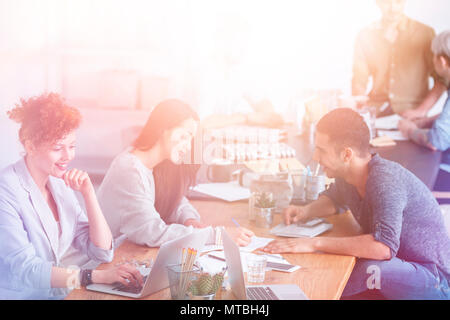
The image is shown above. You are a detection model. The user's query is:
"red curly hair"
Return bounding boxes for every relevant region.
[7,92,82,147]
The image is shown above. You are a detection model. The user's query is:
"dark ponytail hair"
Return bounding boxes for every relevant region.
[133,99,200,220]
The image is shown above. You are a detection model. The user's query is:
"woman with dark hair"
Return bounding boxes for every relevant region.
[0,93,143,299]
[97,99,253,247]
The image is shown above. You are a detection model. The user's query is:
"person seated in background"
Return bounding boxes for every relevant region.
[352,0,447,118]
[263,108,450,300]
[398,31,450,202]
[97,99,254,248]
[0,93,143,299]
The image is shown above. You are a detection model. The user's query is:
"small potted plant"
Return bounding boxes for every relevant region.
[253,192,276,228]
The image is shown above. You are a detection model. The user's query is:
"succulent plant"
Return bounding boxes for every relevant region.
[188,269,226,296]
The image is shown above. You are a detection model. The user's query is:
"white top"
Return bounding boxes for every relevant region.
[97,151,216,247]
[0,159,114,299]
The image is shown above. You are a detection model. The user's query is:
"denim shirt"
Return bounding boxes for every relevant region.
[428,89,450,172]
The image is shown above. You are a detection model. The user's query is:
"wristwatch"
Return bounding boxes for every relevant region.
[80,269,93,287]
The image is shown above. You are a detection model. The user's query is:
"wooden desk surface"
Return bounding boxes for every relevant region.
[66,200,362,301]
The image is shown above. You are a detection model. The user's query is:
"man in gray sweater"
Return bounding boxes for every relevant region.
[263,108,450,299]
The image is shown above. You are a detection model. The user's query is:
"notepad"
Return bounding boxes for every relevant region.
[270,220,333,238]
[191,182,251,202]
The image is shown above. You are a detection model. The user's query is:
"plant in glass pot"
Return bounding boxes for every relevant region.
[253,192,276,228]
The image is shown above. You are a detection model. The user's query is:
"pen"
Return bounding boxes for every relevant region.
[314,163,320,176]
[207,254,226,262]
[231,218,240,228]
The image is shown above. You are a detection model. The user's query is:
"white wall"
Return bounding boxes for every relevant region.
[1,0,449,170]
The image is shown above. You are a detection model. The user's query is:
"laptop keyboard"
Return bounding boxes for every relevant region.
[112,276,148,294]
[246,286,279,300]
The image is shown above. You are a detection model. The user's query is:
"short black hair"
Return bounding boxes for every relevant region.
[316,108,370,156]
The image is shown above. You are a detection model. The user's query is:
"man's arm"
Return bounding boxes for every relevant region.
[413,114,440,129]
[398,119,437,151]
[410,128,437,151]
[313,234,391,260]
[402,81,447,119]
[263,234,391,261]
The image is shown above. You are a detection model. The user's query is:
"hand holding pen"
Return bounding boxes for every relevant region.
[229,218,254,246]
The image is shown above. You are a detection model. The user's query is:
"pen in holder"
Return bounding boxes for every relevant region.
[305,175,326,201]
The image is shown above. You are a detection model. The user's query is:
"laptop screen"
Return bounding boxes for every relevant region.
[222,230,248,300]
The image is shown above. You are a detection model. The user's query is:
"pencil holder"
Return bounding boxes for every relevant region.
[305,175,326,201]
[166,264,200,300]
[291,171,307,202]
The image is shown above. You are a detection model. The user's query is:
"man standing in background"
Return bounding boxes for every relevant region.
[352,0,447,118]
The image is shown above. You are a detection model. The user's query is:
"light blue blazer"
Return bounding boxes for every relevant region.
[0,158,114,299]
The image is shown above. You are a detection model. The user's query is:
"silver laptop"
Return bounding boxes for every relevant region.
[86,228,210,299]
[222,230,308,300]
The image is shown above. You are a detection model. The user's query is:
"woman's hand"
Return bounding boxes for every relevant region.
[226,226,255,247]
[262,238,316,254]
[63,168,94,196]
[92,263,144,287]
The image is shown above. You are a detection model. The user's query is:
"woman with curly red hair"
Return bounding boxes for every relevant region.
[0,93,142,299]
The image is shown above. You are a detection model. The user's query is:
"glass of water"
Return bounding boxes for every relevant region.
[246,254,267,283]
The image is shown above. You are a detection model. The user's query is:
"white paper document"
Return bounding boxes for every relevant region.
[240,236,275,253]
[191,182,250,202]
[270,221,333,238]
[202,250,300,273]
[377,130,408,141]
[375,114,403,130]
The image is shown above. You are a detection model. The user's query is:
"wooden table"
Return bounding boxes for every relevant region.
[66,124,442,301]
[375,140,442,190]
[66,200,362,300]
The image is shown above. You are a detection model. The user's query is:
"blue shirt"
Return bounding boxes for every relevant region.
[321,154,450,279]
[428,89,450,172]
